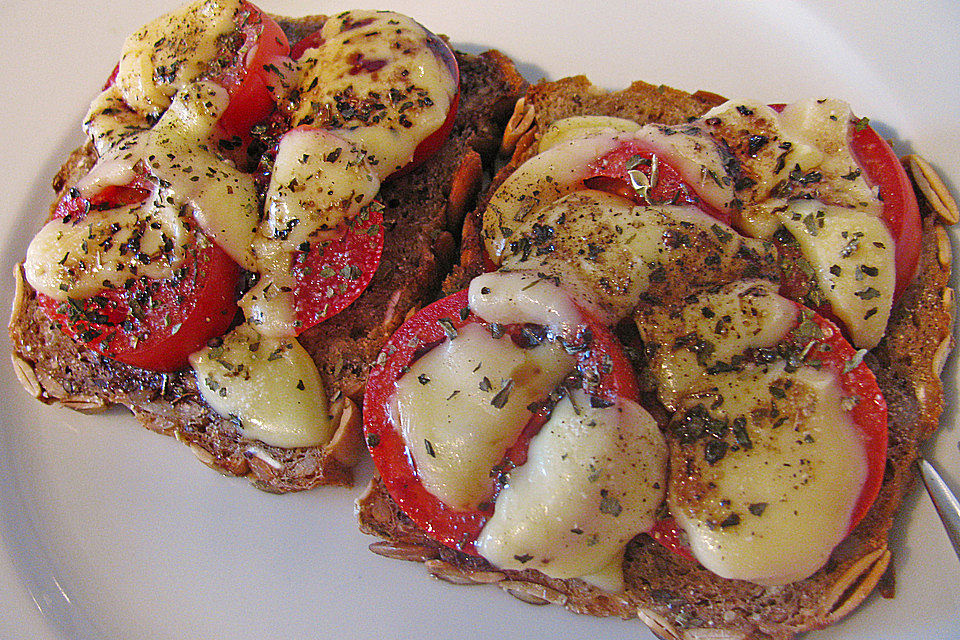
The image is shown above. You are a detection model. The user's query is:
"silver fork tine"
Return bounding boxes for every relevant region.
[918,458,960,561]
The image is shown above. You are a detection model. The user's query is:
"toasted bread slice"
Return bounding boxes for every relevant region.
[357,76,955,639]
[8,14,527,493]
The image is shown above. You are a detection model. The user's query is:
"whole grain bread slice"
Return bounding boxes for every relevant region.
[357,76,956,639]
[7,15,527,493]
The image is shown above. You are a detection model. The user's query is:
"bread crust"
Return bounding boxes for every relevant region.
[357,77,955,639]
[7,14,528,492]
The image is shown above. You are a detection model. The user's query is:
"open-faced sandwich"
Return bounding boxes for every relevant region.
[8,0,526,491]
[356,77,957,638]
[8,2,958,639]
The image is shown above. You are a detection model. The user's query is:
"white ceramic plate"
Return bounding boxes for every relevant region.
[1,1,958,638]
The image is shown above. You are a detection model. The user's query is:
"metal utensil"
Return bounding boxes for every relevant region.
[917,457,960,561]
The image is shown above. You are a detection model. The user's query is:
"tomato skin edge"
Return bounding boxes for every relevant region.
[847,120,921,300]
[362,290,489,554]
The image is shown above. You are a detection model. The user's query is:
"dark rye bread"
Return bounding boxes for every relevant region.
[8,14,527,492]
[357,77,956,638]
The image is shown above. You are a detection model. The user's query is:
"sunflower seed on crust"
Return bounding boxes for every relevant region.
[818,545,890,622]
[637,608,684,640]
[369,541,440,563]
[465,569,507,584]
[936,224,952,267]
[11,354,42,400]
[638,609,748,640]
[683,630,748,640]
[501,96,535,157]
[498,580,568,606]
[906,154,959,224]
[244,444,283,470]
[189,442,217,469]
[426,560,507,584]
[934,334,953,378]
[7,262,45,400]
[9,263,27,331]
[324,395,362,466]
[57,397,108,413]
[426,558,506,585]
[445,151,483,233]
[426,559,477,585]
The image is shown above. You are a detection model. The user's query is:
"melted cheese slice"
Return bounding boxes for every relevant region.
[75,80,262,272]
[637,280,870,585]
[483,134,622,261]
[292,10,458,177]
[537,116,641,152]
[691,98,894,348]
[648,279,800,410]
[779,98,878,208]
[117,0,242,116]
[25,83,246,300]
[669,362,868,586]
[262,128,380,244]
[482,128,734,264]
[494,190,760,324]
[189,322,332,448]
[240,127,380,336]
[775,199,894,349]
[391,323,575,510]
[143,81,260,270]
[476,389,667,590]
[23,193,189,300]
[468,270,584,338]
[701,98,881,235]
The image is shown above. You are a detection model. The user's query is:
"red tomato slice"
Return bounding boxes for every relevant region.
[848,119,921,300]
[37,235,239,373]
[651,305,888,559]
[363,288,640,555]
[216,1,291,138]
[39,184,241,372]
[584,140,733,225]
[292,204,385,333]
